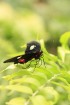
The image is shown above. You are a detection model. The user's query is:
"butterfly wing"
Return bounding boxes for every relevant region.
[3,53,35,64]
[3,55,24,64]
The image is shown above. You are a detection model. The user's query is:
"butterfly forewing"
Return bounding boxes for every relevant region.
[4,55,23,64]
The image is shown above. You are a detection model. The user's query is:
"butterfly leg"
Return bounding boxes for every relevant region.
[21,60,32,69]
[31,60,39,72]
[41,56,47,68]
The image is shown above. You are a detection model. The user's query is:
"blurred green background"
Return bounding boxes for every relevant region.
[0,0,70,56]
[0,0,70,105]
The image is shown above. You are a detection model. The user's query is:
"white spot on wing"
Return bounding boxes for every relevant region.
[17,56,21,59]
[30,45,36,50]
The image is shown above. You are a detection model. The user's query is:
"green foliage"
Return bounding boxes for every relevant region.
[58,32,70,66]
[0,33,70,105]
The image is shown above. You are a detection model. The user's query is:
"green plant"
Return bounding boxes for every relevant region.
[0,32,70,105]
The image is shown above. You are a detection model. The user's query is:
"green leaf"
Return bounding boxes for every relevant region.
[6,97,26,105]
[31,95,53,105]
[3,70,31,80]
[60,32,70,49]
[10,77,41,88]
[0,85,33,94]
[7,85,33,94]
[51,81,70,92]
[40,87,59,104]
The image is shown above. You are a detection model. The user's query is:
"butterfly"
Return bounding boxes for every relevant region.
[4,41,43,66]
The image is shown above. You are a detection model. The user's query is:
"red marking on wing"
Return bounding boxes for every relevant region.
[18,59,25,63]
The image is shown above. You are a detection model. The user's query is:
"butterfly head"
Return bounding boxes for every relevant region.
[25,41,41,54]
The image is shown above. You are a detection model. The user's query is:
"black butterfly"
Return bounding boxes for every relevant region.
[4,41,43,66]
